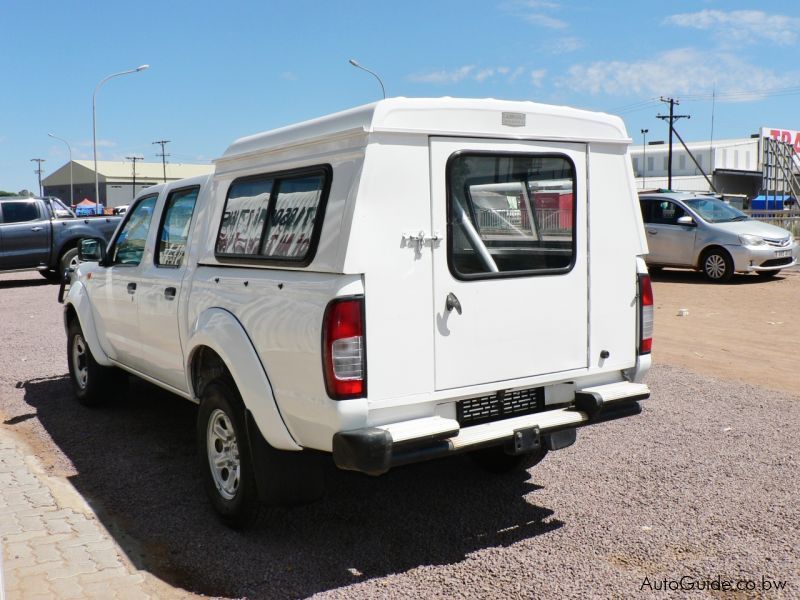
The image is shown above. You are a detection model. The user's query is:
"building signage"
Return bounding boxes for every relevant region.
[761,127,800,153]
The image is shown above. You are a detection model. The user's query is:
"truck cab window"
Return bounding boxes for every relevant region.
[110,196,157,266]
[157,187,199,267]
[1,201,40,223]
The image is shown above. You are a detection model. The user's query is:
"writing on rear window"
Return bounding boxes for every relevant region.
[215,166,330,263]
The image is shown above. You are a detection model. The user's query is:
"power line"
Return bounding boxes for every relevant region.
[30,158,45,197]
[153,139,171,183]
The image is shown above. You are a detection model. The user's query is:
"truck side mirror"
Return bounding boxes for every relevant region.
[78,238,106,262]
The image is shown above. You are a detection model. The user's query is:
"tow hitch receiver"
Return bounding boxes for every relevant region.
[506,426,541,455]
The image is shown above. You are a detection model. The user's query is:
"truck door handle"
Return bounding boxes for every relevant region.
[31,226,43,232]
[164,286,176,300]
[127,282,137,294]
[445,292,462,315]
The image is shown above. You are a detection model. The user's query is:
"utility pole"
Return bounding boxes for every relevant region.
[656,97,690,190]
[153,139,170,182]
[640,129,649,189]
[30,159,45,196]
[126,155,144,200]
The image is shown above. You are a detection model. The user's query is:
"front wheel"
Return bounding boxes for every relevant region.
[59,248,79,274]
[197,380,261,528]
[701,249,734,283]
[67,320,113,406]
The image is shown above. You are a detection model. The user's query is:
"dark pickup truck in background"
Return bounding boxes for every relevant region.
[0,196,121,281]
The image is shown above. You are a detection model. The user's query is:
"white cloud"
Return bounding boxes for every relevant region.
[557,47,796,101]
[408,65,475,84]
[503,0,568,29]
[515,0,560,8]
[474,68,496,83]
[664,10,800,45]
[530,69,547,87]
[408,65,541,86]
[523,13,567,29]
[280,71,298,81]
[545,36,583,54]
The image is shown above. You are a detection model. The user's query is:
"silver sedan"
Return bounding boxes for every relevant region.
[639,192,798,282]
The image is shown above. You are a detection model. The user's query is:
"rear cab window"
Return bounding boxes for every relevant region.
[1,201,41,224]
[447,153,576,278]
[215,165,331,266]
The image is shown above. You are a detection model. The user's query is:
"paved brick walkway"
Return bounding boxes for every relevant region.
[0,427,158,599]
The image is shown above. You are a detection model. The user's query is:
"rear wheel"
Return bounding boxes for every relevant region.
[67,320,115,406]
[198,379,261,528]
[701,248,734,283]
[469,445,548,474]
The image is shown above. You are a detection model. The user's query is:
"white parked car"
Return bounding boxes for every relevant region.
[63,98,653,527]
[639,192,799,282]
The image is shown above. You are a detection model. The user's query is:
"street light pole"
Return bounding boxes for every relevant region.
[93,64,150,207]
[348,59,386,99]
[48,133,74,206]
[640,128,649,189]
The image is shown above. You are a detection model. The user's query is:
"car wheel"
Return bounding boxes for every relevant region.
[59,248,80,274]
[198,379,261,528]
[757,270,780,278]
[469,445,548,474]
[701,249,734,283]
[67,319,113,406]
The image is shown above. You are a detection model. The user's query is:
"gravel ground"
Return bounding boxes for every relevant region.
[1,270,798,599]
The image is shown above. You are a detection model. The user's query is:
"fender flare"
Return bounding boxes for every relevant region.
[63,281,113,367]
[186,308,301,452]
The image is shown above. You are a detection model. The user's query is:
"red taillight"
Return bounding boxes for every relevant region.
[322,297,366,399]
[638,273,654,354]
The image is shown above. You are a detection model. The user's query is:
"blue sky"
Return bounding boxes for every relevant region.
[2,0,799,194]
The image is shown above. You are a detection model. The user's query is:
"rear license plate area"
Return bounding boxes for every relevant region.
[456,387,545,427]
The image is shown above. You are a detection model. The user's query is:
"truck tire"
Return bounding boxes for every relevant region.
[197,379,262,528]
[59,248,79,274]
[701,248,734,283]
[469,445,548,474]
[67,320,115,406]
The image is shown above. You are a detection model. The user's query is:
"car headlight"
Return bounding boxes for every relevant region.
[739,234,766,246]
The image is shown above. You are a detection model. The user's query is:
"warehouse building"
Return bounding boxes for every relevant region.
[630,127,800,206]
[42,160,214,209]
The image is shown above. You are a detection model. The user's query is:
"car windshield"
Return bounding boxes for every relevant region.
[683,197,749,223]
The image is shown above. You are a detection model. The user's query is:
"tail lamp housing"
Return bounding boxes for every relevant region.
[638,273,653,354]
[322,297,366,399]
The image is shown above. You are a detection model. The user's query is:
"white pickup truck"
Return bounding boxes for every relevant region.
[63,98,653,527]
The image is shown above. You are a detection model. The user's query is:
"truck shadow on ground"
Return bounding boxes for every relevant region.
[0,277,54,290]
[19,375,563,599]
[649,267,788,285]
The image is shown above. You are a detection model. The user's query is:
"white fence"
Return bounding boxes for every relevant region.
[746,210,800,237]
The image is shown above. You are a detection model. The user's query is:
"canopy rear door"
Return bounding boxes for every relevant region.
[430,137,588,391]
